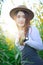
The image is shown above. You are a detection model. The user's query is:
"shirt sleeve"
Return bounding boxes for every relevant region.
[25,26,43,50]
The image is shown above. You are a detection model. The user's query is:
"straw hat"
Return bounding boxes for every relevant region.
[10,5,34,20]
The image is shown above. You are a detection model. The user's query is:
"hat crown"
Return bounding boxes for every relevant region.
[17,5,27,9]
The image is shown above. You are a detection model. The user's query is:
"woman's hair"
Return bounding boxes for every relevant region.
[15,10,30,36]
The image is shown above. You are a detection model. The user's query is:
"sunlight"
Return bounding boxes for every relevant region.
[1,0,41,40]
[1,0,18,39]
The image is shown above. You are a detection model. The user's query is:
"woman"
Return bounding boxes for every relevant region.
[10,5,43,65]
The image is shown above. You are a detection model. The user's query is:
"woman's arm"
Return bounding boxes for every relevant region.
[24,26,43,50]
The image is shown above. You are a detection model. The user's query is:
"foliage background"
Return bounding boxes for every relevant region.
[0,27,22,65]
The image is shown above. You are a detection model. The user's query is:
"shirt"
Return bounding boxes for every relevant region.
[15,25,43,51]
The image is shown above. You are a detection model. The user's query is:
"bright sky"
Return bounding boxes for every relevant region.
[0,0,42,39]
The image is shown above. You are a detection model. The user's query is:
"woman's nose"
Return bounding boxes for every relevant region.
[19,17,23,21]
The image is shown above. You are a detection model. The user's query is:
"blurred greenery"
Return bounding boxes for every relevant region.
[31,1,43,41]
[0,27,22,65]
[38,50,43,59]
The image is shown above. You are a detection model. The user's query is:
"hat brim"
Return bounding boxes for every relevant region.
[10,7,34,20]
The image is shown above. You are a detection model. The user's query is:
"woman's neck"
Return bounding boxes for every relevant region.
[18,26,25,31]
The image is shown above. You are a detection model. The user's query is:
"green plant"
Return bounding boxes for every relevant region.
[38,50,43,59]
[0,28,22,65]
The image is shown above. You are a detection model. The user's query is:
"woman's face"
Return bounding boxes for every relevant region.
[15,11,26,27]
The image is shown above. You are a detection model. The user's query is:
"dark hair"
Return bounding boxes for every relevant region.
[14,10,29,18]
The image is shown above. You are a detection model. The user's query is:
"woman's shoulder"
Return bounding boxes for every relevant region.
[29,25,38,31]
[30,25,37,29]
[29,25,39,35]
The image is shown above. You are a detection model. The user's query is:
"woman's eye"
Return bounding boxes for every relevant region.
[23,16,25,18]
[17,15,25,19]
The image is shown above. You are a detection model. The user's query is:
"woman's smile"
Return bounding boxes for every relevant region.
[19,21,25,24]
